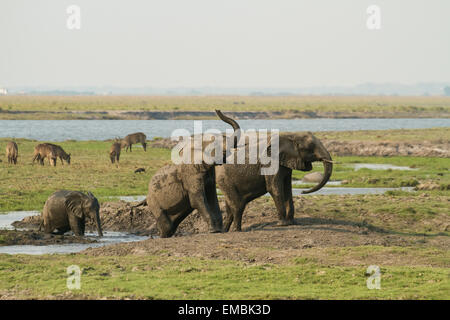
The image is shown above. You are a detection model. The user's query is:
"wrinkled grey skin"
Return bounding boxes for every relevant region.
[39,190,103,237]
[215,114,333,232]
[133,163,222,238]
[110,142,121,164]
[121,132,147,152]
[132,111,236,238]
[6,141,18,164]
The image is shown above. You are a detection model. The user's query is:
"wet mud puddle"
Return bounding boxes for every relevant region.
[0,211,147,255]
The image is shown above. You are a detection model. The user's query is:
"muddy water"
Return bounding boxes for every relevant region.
[0,211,147,255]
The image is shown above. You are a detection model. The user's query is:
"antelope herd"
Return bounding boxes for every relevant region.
[4,132,146,166]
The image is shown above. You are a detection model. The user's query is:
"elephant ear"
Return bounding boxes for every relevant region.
[65,192,84,219]
[271,136,302,170]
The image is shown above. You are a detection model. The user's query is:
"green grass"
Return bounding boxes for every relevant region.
[1,95,449,119]
[0,139,171,211]
[292,156,450,189]
[0,250,448,299]
[1,137,449,212]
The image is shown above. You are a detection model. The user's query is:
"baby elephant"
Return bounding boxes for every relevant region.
[39,190,103,237]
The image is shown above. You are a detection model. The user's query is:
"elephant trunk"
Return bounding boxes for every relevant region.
[95,212,103,237]
[302,147,333,195]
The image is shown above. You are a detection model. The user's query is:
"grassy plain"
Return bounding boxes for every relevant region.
[0,128,449,211]
[0,127,449,299]
[1,95,449,119]
[0,249,448,299]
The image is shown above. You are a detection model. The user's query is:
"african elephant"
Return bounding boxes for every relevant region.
[132,110,238,238]
[215,113,333,232]
[39,190,103,237]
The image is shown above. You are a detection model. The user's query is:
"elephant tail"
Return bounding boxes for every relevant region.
[129,199,147,231]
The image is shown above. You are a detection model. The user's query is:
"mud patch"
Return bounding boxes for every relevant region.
[0,230,97,246]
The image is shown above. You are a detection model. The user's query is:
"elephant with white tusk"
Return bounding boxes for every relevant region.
[39,190,103,237]
[215,113,333,232]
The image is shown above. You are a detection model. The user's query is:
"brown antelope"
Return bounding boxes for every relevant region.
[110,141,121,164]
[6,141,18,164]
[121,132,147,152]
[32,144,57,166]
[44,143,71,165]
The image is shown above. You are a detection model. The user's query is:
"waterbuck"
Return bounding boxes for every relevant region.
[110,142,121,164]
[32,144,57,166]
[6,141,18,164]
[121,132,147,152]
[44,143,71,165]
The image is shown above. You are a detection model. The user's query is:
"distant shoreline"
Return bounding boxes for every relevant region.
[1,109,449,120]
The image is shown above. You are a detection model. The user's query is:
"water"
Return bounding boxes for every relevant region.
[292,187,414,196]
[0,118,449,141]
[0,211,147,255]
[114,187,414,202]
[0,211,39,230]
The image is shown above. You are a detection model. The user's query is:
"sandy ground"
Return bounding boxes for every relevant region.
[12,197,448,265]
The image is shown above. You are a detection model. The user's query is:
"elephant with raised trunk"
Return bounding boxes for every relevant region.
[215,113,333,231]
[39,190,103,237]
[132,110,238,238]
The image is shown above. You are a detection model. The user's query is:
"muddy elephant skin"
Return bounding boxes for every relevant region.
[121,132,147,152]
[132,111,238,238]
[40,190,103,237]
[6,141,18,164]
[214,114,333,232]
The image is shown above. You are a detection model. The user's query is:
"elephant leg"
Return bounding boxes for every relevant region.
[283,174,295,224]
[268,181,290,226]
[230,202,246,232]
[68,215,84,236]
[223,202,234,232]
[190,196,222,233]
[157,211,175,238]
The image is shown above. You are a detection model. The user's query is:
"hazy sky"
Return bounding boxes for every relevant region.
[1,0,449,87]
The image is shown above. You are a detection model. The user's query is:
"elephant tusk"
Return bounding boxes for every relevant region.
[322,159,339,164]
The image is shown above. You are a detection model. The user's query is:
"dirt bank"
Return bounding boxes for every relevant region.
[0,230,97,246]
[149,137,450,158]
[3,109,449,120]
[10,194,449,256]
[79,195,449,264]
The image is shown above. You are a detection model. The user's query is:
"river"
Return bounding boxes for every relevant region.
[0,118,448,141]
